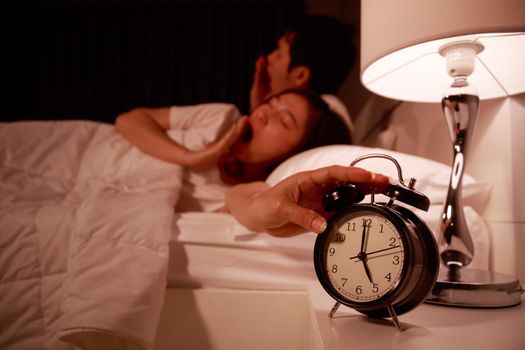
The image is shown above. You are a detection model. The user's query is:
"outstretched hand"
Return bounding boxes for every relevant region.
[249,56,270,111]
[225,165,390,237]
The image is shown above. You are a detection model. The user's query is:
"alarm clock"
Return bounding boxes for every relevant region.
[313,154,439,329]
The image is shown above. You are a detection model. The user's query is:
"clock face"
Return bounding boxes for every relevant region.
[322,209,406,303]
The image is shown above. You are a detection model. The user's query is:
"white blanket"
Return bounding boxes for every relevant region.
[0,121,182,350]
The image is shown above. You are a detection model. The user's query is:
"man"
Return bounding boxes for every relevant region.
[250,15,356,133]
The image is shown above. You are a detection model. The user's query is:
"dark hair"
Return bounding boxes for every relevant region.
[278,87,352,153]
[287,15,356,95]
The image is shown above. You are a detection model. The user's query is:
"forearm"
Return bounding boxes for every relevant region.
[115,108,192,166]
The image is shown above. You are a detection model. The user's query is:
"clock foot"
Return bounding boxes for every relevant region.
[328,301,341,318]
[387,304,404,330]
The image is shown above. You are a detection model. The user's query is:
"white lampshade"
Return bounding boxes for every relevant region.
[360,0,525,102]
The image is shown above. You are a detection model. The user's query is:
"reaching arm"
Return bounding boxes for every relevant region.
[115,107,247,170]
[224,165,390,237]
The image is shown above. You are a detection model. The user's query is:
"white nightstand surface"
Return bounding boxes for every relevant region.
[156,285,524,350]
[307,283,525,350]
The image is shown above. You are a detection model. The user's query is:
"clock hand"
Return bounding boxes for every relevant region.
[352,249,375,283]
[366,245,401,257]
[360,222,367,254]
[364,224,371,253]
[349,245,401,260]
[362,258,374,283]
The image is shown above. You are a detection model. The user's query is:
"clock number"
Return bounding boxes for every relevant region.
[346,222,356,232]
[385,272,392,282]
[389,237,397,247]
[372,283,379,293]
[356,285,363,295]
[341,278,348,287]
[362,218,372,228]
[393,256,400,265]
[335,233,346,243]
[328,247,336,256]
[331,264,338,273]
[379,224,384,233]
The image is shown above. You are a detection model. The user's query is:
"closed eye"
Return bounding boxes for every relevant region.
[268,95,297,130]
[279,111,295,130]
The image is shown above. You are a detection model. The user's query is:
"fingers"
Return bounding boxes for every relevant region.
[278,200,327,234]
[254,56,264,79]
[291,165,389,204]
[251,56,266,91]
[250,56,270,110]
[254,56,268,77]
[257,56,268,80]
[218,118,248,149]
[278,165,389,234]
[307,165,390,187]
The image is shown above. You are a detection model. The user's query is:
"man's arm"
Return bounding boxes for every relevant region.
[224,165,390,237]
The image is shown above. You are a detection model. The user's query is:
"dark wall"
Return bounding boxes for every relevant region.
[2,0,305,123]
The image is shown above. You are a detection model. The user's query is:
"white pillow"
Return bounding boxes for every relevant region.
[267,145,491,208]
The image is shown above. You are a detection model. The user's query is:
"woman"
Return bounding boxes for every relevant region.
[116,88,352,212]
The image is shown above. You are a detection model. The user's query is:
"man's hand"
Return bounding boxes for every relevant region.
[225,165,390,237]
[249,56,271,111]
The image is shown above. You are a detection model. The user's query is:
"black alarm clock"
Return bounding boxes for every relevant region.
[313,154,439,329]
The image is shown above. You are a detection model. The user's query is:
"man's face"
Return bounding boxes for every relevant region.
[266,33,298,95]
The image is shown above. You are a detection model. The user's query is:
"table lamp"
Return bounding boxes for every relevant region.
[360,0,525,307]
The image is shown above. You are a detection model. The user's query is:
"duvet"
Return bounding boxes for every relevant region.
[0,121,183,350]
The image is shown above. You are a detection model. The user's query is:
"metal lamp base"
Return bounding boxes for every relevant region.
[426,267,523,308]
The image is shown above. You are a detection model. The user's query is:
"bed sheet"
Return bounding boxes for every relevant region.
[166,205,489,291]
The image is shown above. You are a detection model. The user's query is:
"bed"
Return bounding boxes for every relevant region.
[0,120,491,350]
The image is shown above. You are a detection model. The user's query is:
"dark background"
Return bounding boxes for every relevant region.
[1,0,306,123]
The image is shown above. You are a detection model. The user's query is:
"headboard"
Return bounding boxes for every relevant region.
[2,0,305,123]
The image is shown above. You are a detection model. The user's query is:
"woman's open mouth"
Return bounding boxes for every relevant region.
[242,121,253,142]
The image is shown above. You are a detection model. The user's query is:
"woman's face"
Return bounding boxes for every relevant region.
[232,92,313,164]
